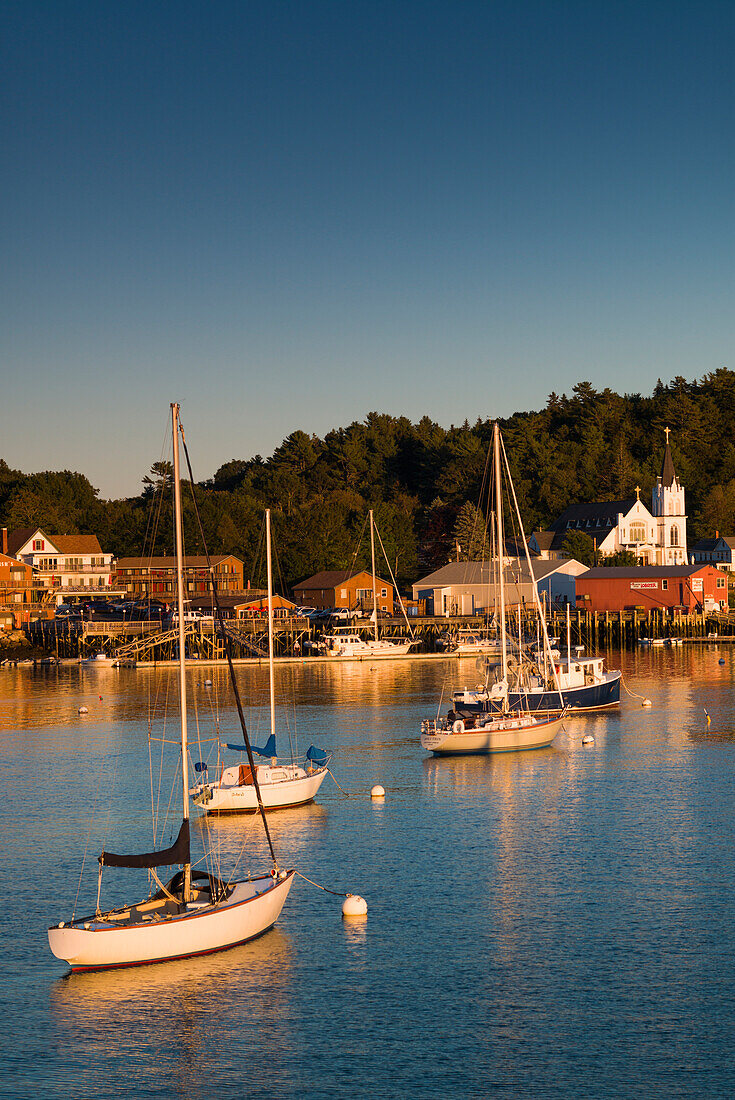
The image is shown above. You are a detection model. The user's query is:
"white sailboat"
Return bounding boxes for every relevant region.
[48,404,294,972]
[190,509,331,813]
[317,509,416,659]
[420,422,567,755]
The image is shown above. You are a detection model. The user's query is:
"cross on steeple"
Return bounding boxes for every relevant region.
[664,426,670,444]
[635,485,641,501]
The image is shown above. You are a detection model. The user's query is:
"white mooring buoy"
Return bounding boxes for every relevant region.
[581,734,595,746]
[204,679,212,687]
[342,894,368,918]
[371,784,385,799]
[641,698,652,708]
[78,706,88,715]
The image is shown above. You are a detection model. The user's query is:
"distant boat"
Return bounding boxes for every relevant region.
[314,509,416,660]
[190,509,331,814]
[48,404,294,972]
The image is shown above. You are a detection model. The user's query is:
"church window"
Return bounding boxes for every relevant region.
[671,526,679,547]
[630,523,647,543]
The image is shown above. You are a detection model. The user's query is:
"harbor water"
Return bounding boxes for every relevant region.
[3,646,735,1098]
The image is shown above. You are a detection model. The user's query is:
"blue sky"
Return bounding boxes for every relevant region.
[2,1,734,498]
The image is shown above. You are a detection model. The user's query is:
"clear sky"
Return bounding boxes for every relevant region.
[2,1,734,498]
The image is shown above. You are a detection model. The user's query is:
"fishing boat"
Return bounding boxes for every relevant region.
[190,509,331,813]
[420,422,567,755]
[48,404,294,972]
[449,629,502,657]
[452,605,620,717]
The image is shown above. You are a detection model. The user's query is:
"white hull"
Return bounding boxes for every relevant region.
[319,634,414,658]
[192,764,329,813]
[48,871,294,972]
[420,712,565,755]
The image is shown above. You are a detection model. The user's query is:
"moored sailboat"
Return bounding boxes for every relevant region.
[190,509,331,813]
[420,421,567,755]
[48,404,294,972]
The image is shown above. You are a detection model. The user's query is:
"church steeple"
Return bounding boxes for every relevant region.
[660,425,676,487]
[651,427,686,564]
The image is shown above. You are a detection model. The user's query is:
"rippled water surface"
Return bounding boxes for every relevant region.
[3,647,735,1098]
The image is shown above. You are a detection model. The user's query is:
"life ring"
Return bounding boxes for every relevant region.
[452,719,465,734]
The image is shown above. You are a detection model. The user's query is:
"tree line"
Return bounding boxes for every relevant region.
[2,370,734,590]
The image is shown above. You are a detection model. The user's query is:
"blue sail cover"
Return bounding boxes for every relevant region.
[224,733,276,756]
[306,745,330,767]
[254,734,277,758]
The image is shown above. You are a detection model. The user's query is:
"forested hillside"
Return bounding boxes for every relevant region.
[3,371,735,589]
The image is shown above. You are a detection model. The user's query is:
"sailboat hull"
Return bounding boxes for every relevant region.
[48,871,294,972]
[193,765,329,813]
[420,712,566,755]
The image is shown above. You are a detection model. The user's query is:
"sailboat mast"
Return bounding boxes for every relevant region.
[266,509,276,747]
[171,402,191,902]
[370,508,378,642]
[493,423,508,681]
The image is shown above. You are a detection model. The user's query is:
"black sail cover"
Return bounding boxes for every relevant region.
[99,819,190,869]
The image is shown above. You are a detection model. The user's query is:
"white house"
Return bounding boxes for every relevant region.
[530,429,688,566]
[6,527,117,603]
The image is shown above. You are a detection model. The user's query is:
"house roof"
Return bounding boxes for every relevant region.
[116,555,237,569]
[545,499,637,551]
[692,537,735,552]
[294,569,389,590]
[531,530,555,551]
[413,558,582,588]
[6,528,47,556]
[52,535,104,555]
[7,529,104,557]
[581,565,707,580]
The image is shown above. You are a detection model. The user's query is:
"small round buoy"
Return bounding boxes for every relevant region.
[641,698,652,708]
[719,658,725,665]
[342,894,368,918]
[204,679,212,687]
[371,784,385,798]
[582,734,594,745]
[78,706,88,714]
[99,695,103,700]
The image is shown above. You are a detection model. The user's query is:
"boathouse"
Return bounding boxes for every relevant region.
[292,570,394,613]
[575,565,726,613]
[411,558,587,616]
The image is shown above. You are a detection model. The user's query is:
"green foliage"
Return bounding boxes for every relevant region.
[5,371,735,589]
[559,530,595,566]
[602,550,639,567]
[452,502,488,561]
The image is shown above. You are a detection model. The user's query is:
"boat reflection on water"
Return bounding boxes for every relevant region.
[50,930,295,1092]
[194,798,329,858]
[51,927,293,1015]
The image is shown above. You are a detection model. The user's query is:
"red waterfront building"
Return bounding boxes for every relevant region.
[576,565,726,613]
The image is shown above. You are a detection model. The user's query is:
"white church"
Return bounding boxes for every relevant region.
[531,429,688,566]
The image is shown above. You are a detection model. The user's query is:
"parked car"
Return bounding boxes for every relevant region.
[328,607,354,622]
[295,606,317,618]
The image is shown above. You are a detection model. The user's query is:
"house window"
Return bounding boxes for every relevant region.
[341,589,347,599]
[381,588,387,598]
[662,580,668,591]
[33,540,43,551]
[717,577,726,589]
